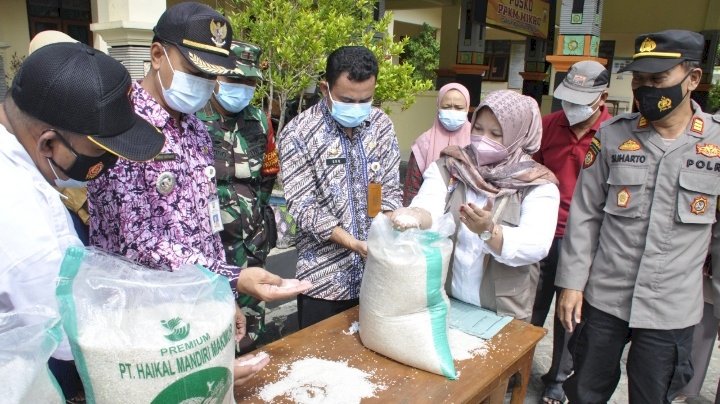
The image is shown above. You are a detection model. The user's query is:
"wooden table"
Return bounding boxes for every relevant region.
[235,307,546,403]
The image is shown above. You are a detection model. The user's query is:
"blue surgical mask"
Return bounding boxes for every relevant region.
[327,90,372,128]
[214,81,255,113]
[47,158,87,188]
[438,109,468,131]
[158,47,215,114]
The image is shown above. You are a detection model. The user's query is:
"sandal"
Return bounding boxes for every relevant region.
[541,383,566,404]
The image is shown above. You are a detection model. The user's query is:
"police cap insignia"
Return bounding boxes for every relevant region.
[619,139,641,151]
[639,37,657,53]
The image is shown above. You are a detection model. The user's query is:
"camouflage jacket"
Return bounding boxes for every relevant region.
[197,105,277,268]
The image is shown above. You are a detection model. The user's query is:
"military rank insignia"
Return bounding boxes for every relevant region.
[691,117,704,134]
[696,143,720,158]
[618,139,641,151]
[617,187,630,208]
[583,136,601,169]
[691,195,708,215]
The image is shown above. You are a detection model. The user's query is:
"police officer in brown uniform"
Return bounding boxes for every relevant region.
[555,30,720,403]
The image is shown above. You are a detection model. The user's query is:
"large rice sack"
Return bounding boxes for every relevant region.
[0,308,65,403]
[359,214,456,379]
[57,247,236,404]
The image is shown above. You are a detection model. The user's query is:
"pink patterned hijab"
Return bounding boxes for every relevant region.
[411,83,472,173]
[441,90,557,198]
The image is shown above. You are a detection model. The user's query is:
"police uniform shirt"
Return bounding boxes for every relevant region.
[555,101,720,329]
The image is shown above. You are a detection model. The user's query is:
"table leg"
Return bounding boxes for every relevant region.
[509,347,537,404]
[480,378,509,404]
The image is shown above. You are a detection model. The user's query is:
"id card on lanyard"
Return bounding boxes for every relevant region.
[205,166,224,233]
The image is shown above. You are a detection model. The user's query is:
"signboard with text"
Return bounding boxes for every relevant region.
[487,0,550,39]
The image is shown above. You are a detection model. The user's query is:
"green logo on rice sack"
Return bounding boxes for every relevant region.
[151,366,231,403]
[162,317,191,342]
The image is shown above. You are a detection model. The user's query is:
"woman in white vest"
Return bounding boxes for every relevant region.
[391,90,560,321]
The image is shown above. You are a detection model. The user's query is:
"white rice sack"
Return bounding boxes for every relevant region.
[359,214,457,378]
[57,247,236,404]
[0,308,65,404]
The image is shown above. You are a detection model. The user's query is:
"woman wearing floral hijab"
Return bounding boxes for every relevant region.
[392,90,560,321]
[403,83,472,206]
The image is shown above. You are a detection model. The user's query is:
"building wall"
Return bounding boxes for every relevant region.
[0,0,31,91]
[386,91,439,160]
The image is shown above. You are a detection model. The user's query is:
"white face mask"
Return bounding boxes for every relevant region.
[438,109,467,131]
[47,158,87,188]
[158,47,215,114]
[215,81,255,113]
[561,98,600,126]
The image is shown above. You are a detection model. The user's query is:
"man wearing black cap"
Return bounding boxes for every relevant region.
[87,2,309,329]
[555,29,720,403]
[0,40,163,367]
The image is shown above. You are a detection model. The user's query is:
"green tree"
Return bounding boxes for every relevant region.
[402,23,440,83]
[226,0,432,132]
[709,81,720,112]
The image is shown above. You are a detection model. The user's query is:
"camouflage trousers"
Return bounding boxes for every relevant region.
[236,293,266,355]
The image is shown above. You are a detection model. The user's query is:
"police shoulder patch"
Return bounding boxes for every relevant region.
[691,117,704,135]
[583,136,602,169]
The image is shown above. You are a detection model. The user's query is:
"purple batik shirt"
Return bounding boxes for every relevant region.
[88,82,241,295]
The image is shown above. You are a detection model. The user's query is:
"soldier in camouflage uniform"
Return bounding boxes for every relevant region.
[197,41,277,354]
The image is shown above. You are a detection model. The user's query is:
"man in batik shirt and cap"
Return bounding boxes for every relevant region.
[198,41,278,353]
[87,3,310,386]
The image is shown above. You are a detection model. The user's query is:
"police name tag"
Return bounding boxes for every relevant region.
[208,196,223,233]
[326,157,346,165]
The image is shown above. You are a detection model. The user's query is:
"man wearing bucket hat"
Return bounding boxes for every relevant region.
[531,60,612,404]
[197,40,278,354]
[555,29,720,403]
[87,3,310,314]
[0,40,164,361]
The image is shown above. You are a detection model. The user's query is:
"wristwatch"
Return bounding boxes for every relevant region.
[479,224,495,241]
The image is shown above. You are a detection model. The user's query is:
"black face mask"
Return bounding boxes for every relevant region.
[49,130,119,181]
[633,70,693,122]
